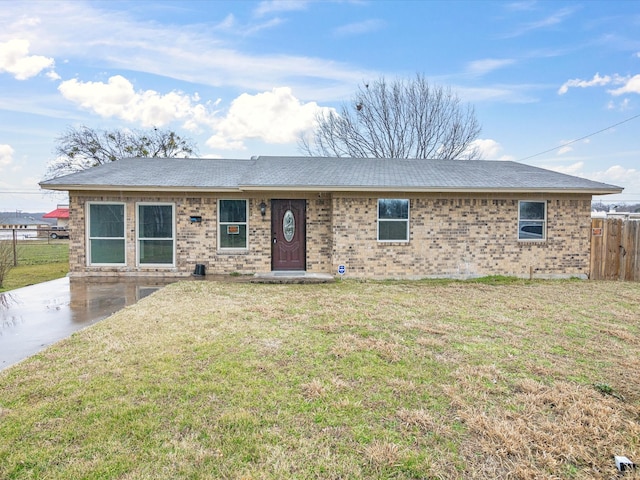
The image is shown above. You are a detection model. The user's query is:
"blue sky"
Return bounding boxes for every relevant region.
[1,0,639,211]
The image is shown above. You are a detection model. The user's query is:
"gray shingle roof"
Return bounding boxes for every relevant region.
[41,158,253,190]
[40,156,623,194]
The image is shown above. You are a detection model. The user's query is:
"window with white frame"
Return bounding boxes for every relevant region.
[137,203,175,265]
[87,203,126,265]
[218,199,248,249]
[518,200,546,241]
[377,199,409,242]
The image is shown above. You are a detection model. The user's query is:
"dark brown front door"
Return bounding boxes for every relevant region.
[271,199,306,271]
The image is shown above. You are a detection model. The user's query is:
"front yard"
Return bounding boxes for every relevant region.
[0,279,638,479]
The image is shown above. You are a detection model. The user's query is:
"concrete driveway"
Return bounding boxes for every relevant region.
[0,276,180,371]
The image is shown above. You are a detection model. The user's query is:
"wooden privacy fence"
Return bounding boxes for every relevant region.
[590,218,640,281]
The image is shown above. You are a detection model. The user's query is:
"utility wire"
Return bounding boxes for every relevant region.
[0,191,53,195]
[518,112,640,162]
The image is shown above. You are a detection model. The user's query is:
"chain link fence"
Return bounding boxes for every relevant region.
[0,228,69,267]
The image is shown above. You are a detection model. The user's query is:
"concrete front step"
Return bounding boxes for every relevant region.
[252,271,335,284]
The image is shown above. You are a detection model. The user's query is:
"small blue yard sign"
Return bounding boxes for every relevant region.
[338,265,346,275]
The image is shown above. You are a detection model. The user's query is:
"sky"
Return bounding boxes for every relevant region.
[1,0,639,212]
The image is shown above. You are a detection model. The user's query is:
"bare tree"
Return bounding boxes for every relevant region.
[300,74,482,159]
[45,126,198,178]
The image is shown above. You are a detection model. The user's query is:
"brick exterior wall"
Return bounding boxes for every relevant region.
[68,190,592,279]
[330,193,592,279]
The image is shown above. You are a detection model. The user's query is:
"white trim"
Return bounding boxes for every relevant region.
[217,199,249,251]
[377,198,410,242]
[86,201,126,266]
[39,185,624,195]
[135,202,176,267]
[518,200,547,242]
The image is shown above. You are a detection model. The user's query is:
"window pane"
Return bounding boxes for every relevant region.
[378,199,409,220]
[139,205,173,238]
[519,201,545,220]
[90,239,125,264]
[220,200,246,223]
[220,224,247,248]
[519,221,544,240]
[379,221,408,241]
[139,239,173,264]
[90,204,124,237]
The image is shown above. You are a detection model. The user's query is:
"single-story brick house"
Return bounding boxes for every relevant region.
[39,156,622,279]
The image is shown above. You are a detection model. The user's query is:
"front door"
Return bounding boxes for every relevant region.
[271,199,306,271]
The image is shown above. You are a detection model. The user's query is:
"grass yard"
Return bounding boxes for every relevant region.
[14,240,69,266]
[0,240,69,291]
[0,279,639,479]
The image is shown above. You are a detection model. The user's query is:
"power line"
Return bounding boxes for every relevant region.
[518,112,640,162]
[0,191,63,195]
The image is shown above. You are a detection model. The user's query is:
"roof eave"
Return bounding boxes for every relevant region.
[39,184,241,193]
[40,184,623,195]
[238,185,623,195]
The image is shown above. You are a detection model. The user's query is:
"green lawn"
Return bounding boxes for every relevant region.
[0,240,69,292]
[0,280,639,479]
[14,240,69,265]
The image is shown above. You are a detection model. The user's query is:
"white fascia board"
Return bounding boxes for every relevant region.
[39,185,242,193]
[40,184,623,196]
[238,185,624,195]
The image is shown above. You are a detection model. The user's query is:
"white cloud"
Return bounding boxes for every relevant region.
[466,58,515,76]
[607,98,632,111]
[46,69,61,81]
[206,87,333,150]
[0,2,370,102]
[57,74,338,153]
[591,165,640,199]
[504,6,577,38]
[0,144,14,169]
[594,165,639,185]
[557,145,573,155]
[556,138,591,156]
[546,163,639,196]
[549,161,584,175]
[58,75,216,128]
[528,7,575,29]
[457,85,538,104]
[557,73,612,95]
[557,72,640,97]
[608,74,640,96]
[333,19,386,37]
[0,39,55,80]
[466,139,514,160]
[504,1,537,11]
[253,0,310,17]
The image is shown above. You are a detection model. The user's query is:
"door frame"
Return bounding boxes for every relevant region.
[271,199,307,271]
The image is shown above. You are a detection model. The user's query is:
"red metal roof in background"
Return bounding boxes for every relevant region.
[43,208,69,219]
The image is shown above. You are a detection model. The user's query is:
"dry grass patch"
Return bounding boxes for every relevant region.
[330,333,404,362]
[397,407,453,437]
[301,378,327,401]
[459,378,640,478]
[363,440,402,471]
[0,279,639,479]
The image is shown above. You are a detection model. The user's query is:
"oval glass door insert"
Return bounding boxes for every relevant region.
[283,210,295,242]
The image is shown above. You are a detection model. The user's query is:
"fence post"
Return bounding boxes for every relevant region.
[590,218,603,280]
[12,228,17,266]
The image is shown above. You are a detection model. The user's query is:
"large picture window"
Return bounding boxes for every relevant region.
[518,201,546,241]
[378,199,409,242]
[137,203,175,265]
[218,199,248,249]
[87,203,125,265]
